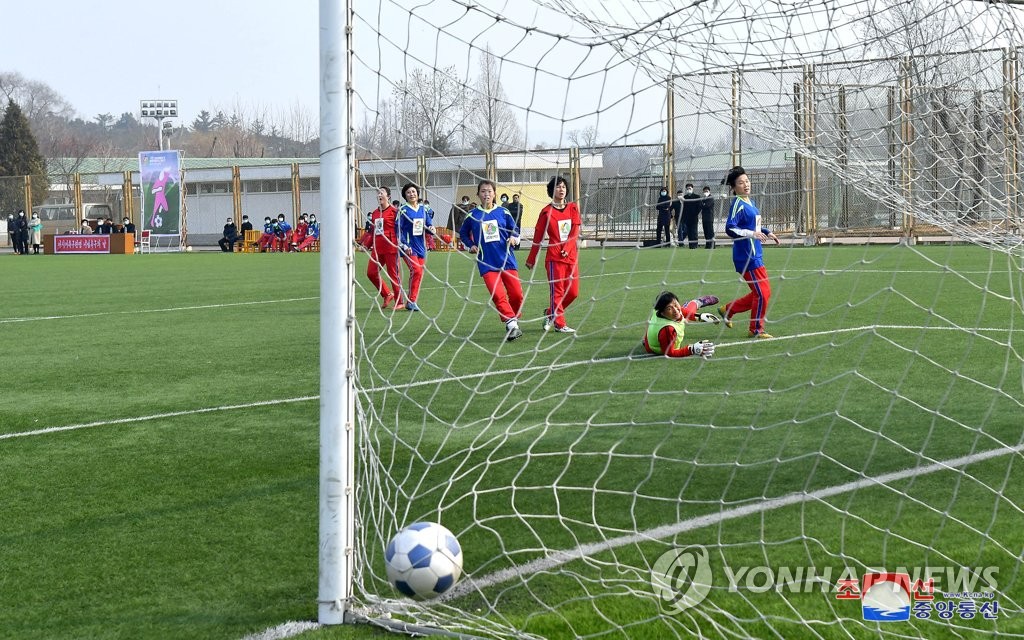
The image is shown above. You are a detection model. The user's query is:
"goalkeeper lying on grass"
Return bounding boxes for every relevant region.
[642,291,721,358]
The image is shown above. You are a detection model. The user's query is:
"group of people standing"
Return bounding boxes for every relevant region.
[6,211,139,255]
[360,165,778,351]
[655,184,717,249]
[361,177,581,341]
[6,210,40,255]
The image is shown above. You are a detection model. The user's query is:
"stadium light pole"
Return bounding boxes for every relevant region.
[139,100,178,151]
[318,0,355,626]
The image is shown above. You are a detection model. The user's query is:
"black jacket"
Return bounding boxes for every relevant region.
[700,196,716,218]
[682,192,701,217]
[656,194,672,221]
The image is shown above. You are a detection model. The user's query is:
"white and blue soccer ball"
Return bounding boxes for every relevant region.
[384,522,463,599]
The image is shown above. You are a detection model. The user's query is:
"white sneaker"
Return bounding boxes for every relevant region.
[505,319,523,341]
[543,317,553,332]
[554,325,576,334]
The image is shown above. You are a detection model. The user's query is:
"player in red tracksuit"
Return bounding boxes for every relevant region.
[361,187,405,310]
[525,176,582,333]
[291,214,309,251]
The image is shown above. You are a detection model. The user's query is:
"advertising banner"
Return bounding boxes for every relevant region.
[139,150,182,236]
[54,235,111,254]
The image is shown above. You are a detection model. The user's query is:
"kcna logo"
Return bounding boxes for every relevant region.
[836,571,1000,622]
[837,572,928,621]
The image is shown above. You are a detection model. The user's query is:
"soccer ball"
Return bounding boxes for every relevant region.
[384,522,463,599]
[185,246,193,252]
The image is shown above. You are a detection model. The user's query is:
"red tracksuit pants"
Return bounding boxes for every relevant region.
[545,261,579,329]
[367,252,403,303]
[481,270,524,323]
[723,265,771,334]
[402,255,425,303]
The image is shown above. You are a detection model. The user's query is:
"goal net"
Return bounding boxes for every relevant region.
[340,0,1024,637]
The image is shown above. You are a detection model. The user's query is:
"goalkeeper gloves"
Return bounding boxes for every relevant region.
[690,340,715,359]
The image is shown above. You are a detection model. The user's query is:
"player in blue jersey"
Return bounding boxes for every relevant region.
[719,166,779,338]
[399,183,439,312]
[459,180,524,341]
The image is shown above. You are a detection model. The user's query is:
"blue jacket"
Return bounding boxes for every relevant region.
[725,196,770,273]
[459,205,520,275]
[399,203,434,258]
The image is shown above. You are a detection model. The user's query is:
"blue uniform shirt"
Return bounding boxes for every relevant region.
[459,205,520,275]
[725,196,770,274]
[399,203,434,258]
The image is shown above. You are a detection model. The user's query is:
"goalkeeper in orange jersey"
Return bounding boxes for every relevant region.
[642,291,721,358]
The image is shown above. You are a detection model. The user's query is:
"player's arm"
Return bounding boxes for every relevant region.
[359,216,373,250]
[458,217,476,253]
[525,207,549,269]
[758,225,780,244]
[505,210,521,248]
[566,203,582,249]
[658,326,715,359]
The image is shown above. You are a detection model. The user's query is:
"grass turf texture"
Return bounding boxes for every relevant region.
[1,244,1021,639]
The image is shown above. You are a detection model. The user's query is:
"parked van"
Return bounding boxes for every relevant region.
[32,203,115,235]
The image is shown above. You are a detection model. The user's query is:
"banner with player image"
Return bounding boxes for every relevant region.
[138,150,182,236]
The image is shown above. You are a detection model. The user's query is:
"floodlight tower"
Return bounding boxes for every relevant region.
[140,99,178,150]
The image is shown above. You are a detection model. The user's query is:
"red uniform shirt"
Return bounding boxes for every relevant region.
[526,202,581,267]
[362,206,399,256]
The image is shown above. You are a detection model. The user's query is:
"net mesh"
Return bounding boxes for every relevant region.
[346,1,1024,637]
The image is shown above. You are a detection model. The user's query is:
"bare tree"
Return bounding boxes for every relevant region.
[0,72,75,122]
[355,98,411,159]
[568,125,600,151]
[467,48,523,153]
[855,0,996,219]
[394,66,463,156]
[278,100,317,144]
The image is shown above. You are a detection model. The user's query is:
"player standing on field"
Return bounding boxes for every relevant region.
[719,166,779,338]
[459,180,525,342]
[525,176,581,334]
[398,183,438,312]
[361,187,405,310]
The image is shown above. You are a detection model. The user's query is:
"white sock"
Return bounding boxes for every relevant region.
[506,319,519,331]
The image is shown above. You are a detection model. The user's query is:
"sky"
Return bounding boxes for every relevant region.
[3,1,1022,150]
[0,1,320,128]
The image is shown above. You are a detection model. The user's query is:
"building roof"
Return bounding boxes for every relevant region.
[47,157,318,176]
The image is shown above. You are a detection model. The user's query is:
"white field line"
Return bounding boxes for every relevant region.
[0,396,319,441]
[0,296,318,324]
[3,324,1015,441]
[238,621,321,640]
[443,440,1024,600]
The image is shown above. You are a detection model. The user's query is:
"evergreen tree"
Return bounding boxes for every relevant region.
[0,99,49,213]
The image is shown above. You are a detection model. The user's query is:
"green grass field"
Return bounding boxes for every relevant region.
[2,243,1021,640]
